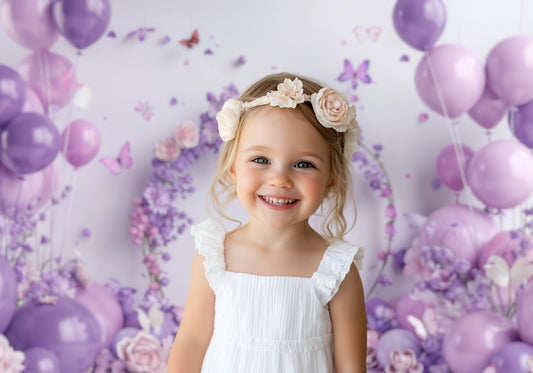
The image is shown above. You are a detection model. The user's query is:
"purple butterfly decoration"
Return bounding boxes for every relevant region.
[100,142,132,175]
[337,59,372,89]
[127,27,155,42]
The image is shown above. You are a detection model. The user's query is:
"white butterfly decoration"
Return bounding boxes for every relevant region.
[137,304,164,334]
[407,306,439,340]
[484,254,533,288]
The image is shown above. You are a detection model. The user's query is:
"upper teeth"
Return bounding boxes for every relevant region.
[263,196,295,205]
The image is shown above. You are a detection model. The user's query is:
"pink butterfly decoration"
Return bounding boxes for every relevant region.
[127,27,155,42]
[100,142,132,175]
[407,306,439,339]
[337,59,372,90]
[134,101,155,120]
[353,26,382,43]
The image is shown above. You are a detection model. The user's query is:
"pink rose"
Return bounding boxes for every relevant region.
[116,331,167,373]
[0,335,25,373]
[311,88,356,132]
[385,349,423,373]
[155,137,180,161]
[366,330,380,368]
[174,120,199,149]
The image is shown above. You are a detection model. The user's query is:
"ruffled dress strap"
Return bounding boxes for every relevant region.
[312,240,364,305]
[190,218,227,293]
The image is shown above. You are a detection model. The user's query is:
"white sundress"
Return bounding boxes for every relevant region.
[191,219,364,373]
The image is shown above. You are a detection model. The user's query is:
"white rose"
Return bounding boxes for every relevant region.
[0,335,25,373]
[216,99,243,141]
[266,78,306,108]
[116,331,167,373]
[311,88,355,132]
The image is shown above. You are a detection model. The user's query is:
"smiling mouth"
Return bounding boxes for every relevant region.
[260,196,298,206]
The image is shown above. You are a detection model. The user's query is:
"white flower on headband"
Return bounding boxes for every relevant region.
[344,125,361,159]
[266,78,307,108]
[311,88,356,132]
[216,99,243,142]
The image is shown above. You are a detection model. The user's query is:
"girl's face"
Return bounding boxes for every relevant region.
[230,107,332,230]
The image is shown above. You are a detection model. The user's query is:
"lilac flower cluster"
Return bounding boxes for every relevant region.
[129,84,239,295]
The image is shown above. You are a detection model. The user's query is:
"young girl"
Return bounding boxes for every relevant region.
[167,73,366,373]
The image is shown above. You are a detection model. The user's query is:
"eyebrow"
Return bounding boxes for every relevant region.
[242,145,326,162]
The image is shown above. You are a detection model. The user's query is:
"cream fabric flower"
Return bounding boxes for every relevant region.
[216,99,243,141]
[343,123,361,159]
[266,78,307,108]
[311,88,355,132]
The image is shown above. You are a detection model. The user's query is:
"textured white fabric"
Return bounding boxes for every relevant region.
[191,219,364,373]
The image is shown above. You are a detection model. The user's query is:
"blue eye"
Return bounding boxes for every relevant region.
[252,157,269,165]
[295,161,314,169]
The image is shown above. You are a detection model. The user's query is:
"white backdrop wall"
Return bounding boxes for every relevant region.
[1,0,531,306]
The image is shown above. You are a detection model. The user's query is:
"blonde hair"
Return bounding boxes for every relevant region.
[209,72,357,241]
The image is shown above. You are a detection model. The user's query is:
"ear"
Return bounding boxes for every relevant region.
[229,165,236,184]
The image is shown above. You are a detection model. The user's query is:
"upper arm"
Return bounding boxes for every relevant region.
[329,263,367,373]
[167,251,215,372]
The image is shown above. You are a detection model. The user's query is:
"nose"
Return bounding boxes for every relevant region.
[267,168,293,188]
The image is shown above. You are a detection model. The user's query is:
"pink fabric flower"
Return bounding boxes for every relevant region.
[155,137,180,161]
[116,330,167,373]
[174,120,199,149]
[385,349,423,373]
[0,335,25,373]
[366,330,380,368]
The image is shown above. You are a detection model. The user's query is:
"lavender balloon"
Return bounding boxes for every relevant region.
[509,100,533,148]
[468,84,508,129]
[486,35,533,106]
[487,342,533,373]
[0,0,59,50]
[5,297,102,373]
[0,256,17,333]
[61,119,102,168]
[110,327,140,358]
[0,65,26,126]
[415,44,485,118]
[0,112,60,175]
[435,144,474,191]
[51,0,111,49]
[392,0,446,51]
[517,281,533,344]
[23,347,61,373]
[466,140,533,209]
[442,310,518,373]
[376,328,421,368]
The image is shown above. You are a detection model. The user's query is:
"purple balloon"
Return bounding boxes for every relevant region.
[392,0,446,51]
[394,294,426,335]
[61,119,101,168]
[75,283,124,349]
[468,84,508,129]
[0,163,58,217]
[0,65,26,126]
[415,44,485,118]
[435,144,474,191]
[0,256,17,333]
[0,0,59,50]
[487,342,533,373]
[23,347,61,373]
[466,140,533,209]
[443,310,518,373]
[376,328,421,368]
[51,0,111,50]
[18,51,77,110]
[5,297,102,373]
[486,35,533,107]
[517,281,533,344]
[418,204,498,267]
[510,100,533,148]
[0,112,60,175]
[110,327,140,358]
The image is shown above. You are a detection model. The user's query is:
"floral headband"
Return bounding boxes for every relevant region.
[215,78,361,159]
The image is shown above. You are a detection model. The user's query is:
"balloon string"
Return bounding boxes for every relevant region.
[37,52,52,115]
[425,52,482,250]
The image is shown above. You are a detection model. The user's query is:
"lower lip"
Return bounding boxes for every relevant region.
[259,196,299,210]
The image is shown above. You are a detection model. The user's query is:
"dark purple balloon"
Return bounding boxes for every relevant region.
[5,297,102,373]
[487,342,533,373]
[23,347,61,373]
[393,0,447,51]
[510,100,533,148]
[110,327,140,358]
[0,112,60,175]
[0,256,18,333]
[51,0,111,49]
[0,64,26,126]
